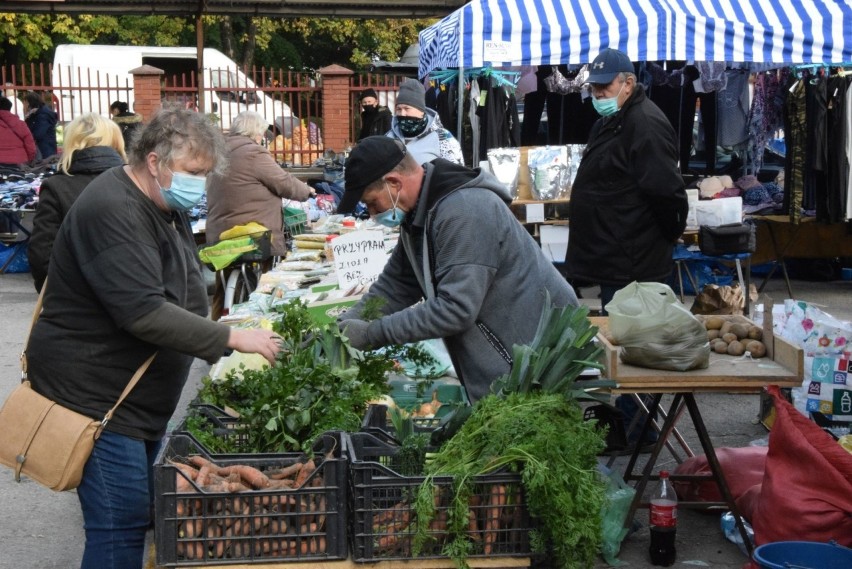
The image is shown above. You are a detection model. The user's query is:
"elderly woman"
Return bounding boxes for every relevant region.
[26,109,284,569]
[387,78,464,165]
[29,113,127,291]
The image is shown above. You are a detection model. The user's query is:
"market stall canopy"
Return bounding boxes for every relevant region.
[418,0,852,77]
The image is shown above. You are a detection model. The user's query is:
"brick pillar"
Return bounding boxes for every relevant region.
[130,64,164,123]
[317,64,354,153]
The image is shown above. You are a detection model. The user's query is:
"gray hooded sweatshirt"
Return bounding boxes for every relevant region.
[342,159,579,402]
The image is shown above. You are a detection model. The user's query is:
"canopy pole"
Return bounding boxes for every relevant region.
[456,7,465,151]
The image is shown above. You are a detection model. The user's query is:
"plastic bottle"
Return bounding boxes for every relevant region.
[324,234,337,262]
[649,470,677,566]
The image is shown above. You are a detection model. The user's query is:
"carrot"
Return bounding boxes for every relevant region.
[373,501,408,527]
[294,458,315,487]
[467,509,480,540]
[267,462,303,480]
[266,478,295,489]
[483,484,505,555]
[217,464,270,489]
[188,455,218,470]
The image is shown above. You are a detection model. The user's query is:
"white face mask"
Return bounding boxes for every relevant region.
[592,80,626,117]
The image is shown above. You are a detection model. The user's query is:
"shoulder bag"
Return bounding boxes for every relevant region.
[0,281,156,491]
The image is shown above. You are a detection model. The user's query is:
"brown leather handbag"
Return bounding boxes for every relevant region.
[0,282,155,491]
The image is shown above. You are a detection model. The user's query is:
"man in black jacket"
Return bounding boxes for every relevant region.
[567,49,688,453]
[567,48,687,310]
[357,88,393,141]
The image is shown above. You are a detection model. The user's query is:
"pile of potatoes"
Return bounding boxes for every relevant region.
[703,316,767,358]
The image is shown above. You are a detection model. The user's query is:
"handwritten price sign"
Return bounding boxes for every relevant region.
[333,229,388,289]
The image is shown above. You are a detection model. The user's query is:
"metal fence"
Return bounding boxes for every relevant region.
[2,62,412,164]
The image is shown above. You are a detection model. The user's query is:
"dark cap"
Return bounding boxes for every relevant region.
[359,88,378,101]
[585,48,635,84]
[338,136,407,214]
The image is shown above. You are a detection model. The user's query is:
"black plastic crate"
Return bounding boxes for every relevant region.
[811,411,852,440]
[154,432,347,566]
[174,404,251,453]
[346,432,531,563]
[361,403,464,442]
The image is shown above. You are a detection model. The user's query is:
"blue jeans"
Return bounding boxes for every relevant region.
[76,430,162,569]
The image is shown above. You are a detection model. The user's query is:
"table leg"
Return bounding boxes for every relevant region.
[622,394,684,529]
[683,394,753,556]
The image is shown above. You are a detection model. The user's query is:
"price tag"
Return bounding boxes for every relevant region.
[526,202,545,223]
[333,229,388,290]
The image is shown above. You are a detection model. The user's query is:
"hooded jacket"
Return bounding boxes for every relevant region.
[387,108,465,166]
[343,160,579,402]
[0,109,37,164]
[25,104,58,159]
[566,84,687,286]
[29,146,126,291]
[206,134,311,256]
[112,111,143,150]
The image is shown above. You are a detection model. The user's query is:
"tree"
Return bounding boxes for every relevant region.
[1,12,431,71]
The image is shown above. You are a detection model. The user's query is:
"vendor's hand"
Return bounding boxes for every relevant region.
[338,318,372,351]
[227,328,283,364]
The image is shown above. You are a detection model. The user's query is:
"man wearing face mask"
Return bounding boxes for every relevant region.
[387,78,464,165]
[566,48,687,454]
[567,48,687,309]
[335,136,579,402]
[357,88,393,141]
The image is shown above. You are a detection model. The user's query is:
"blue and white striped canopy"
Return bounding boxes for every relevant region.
[419,0,852,77]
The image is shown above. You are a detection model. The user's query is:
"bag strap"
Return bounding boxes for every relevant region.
[20,278,157,436]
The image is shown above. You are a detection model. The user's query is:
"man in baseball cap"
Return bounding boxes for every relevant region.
[335,135,579,404]
[568,46,687,453]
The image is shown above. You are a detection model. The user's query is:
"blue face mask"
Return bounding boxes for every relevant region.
[372,183,405,228]
[158,168,207,211]
[592,81,626,117]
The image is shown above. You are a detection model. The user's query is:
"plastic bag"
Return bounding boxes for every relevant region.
[607,282,710,371]
[599,465,635,565]
[779,301,852,422]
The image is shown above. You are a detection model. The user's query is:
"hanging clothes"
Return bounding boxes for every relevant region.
[783,76,807,224]
[747,69,790,174]
[716,70,750,148]
[476,76,520,159]
[826,75,851,223]
[845,75,852,221]
[804,74,828,218]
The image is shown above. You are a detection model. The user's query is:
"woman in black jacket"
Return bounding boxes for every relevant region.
[110,100,143,150]
[23,91,58,160]
[29,112,126,291]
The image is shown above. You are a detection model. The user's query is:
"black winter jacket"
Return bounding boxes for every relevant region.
[358,105,393,140]
[29,146,125,291]
[25,105,58,159]
[566,84,687,286]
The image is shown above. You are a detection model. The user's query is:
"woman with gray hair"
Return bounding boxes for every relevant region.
[206,110,314,319]
[25,109,286,569]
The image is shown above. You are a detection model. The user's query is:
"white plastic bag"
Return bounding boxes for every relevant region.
[606,282,710,371]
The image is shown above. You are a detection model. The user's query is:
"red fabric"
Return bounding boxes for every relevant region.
[672,446,768,504]
[734,483,762,522]
[750,386,852,547]
[0,110,37,163]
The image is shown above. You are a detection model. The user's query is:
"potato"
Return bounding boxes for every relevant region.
[744,340,767,358]
[705,316,726,330]
[713,339,729,354]
[747,326,763,341]
[719,321,734,336]
[707,329,720,341]
[722,332,739,344]
[727,340,745,356]
[730,323,750,340]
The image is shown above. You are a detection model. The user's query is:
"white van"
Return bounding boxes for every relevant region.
[52,44,291,130]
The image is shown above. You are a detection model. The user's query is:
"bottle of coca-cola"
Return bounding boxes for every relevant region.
[649,470,677,566]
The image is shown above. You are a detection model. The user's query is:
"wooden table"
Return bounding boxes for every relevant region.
[590,316,804,556]
[152,556,530,568]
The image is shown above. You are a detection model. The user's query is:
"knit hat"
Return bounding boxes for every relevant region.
[395,79,426,113]
[338,136,407,214]
[359,88,378,101]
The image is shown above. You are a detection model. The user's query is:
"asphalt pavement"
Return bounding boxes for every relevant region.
[1,271,850,569]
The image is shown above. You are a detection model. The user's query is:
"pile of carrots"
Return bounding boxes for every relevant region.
[167,453,331,561]
[370,482,524,557]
